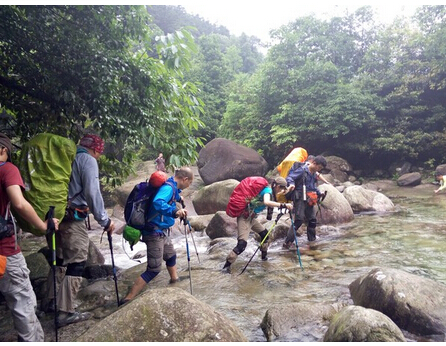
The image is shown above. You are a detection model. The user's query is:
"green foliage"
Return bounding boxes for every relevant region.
[220,5,446,172]
[0,5,204,182]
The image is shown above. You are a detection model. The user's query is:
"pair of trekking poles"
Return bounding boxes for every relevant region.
[239,207,304,275]
[46,206,120,343]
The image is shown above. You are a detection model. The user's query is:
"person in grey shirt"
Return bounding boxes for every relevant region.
[44,134,115,327]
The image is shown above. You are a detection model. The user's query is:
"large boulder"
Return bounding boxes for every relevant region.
[76,287,248,342]
[261,302,340,341]
[323,305,406,342]
[317,185,354,224]
[342,185,394,213]
[205,211,238,239]
[349,268,446,337]
[192,179,239,215]
[197,138,268,185]
[187,214,214,232]
[397,172,422,186]
[324,156,353,183]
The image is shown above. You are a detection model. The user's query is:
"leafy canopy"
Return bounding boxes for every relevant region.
[0,5,204,183]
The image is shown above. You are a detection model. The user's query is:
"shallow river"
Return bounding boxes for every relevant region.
[93,182,446,342]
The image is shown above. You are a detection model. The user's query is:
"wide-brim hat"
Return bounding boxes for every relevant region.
[274,176,287,187]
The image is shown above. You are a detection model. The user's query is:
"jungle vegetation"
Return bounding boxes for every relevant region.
[1,5,446,183]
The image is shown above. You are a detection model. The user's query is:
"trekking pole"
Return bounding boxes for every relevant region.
[182,217,193,295]
[180,200,200,264]
[45,206,58,342]
[186,220,201,264]
[106,231,120,307]
[289,211,304,271]
[239,211,284,276]
[316,191,328,218]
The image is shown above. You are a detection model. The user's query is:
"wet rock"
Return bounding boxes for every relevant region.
[76,287,248,342]
[317,185,354,224]
[349,267,446,337]
[343,185,394,213]
[261,302,341,341]
[187,214,213,232]
[324,305,406,342]
[397,172,422,186]
[192,179,239,215]
[205,211,237,239]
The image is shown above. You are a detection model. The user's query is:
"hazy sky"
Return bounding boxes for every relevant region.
[151,1,433,43]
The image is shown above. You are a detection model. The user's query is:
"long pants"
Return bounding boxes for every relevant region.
[226,215,268,264]
[46,220,88,313]
[0,252,44,342]
[285,197,317,243]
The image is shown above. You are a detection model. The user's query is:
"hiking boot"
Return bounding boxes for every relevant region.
[41,299,55,313]
[261,251,268,261]
[57,311,92,327]
[119,298,131,306]
[222,260,231,273]
[282,242,296,250]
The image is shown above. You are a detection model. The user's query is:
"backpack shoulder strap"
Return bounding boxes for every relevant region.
[145,180,177,224]
[164,181,177,204]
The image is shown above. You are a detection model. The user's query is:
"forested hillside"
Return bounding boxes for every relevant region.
[149,5,446,174]
[1,5,446,182]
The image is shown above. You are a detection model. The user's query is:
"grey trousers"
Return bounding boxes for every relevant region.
[47,220,88,313]
[0,252,44,342]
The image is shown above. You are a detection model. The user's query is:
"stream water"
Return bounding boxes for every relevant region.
[17,181,446,342]
[98,182,446,342]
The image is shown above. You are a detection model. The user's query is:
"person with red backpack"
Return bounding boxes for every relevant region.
[222,176,293,273]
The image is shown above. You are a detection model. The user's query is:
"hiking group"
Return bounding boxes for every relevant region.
[222,150,328,273]
[1,130,330,341]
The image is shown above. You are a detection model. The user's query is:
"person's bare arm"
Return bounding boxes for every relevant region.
[6,184,58,231]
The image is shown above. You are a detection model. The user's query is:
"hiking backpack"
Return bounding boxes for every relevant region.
[277,147,308,178]
[226,176,269,218]
[15,133,77,236]
[123,171,174,249]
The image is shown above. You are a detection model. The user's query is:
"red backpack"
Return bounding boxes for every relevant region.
[226,177,269,218]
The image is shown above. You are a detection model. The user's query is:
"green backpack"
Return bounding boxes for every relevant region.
[123,225,141,251]
[15,133,77,236]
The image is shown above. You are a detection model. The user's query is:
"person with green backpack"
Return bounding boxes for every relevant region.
[44,134,115,327]
[0,133,60,341]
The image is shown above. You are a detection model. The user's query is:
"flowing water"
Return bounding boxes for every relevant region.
[100,183,446,342]
[19,182,446,342]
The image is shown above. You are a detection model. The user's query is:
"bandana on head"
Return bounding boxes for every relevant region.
[79,134,104,154]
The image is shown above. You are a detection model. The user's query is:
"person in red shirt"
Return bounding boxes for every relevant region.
[0,133,59,341]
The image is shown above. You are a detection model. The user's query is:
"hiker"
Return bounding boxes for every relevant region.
[120,167,193,304]
[155,152,166,172]
[434,171,446,194]
[44,134,115,327]
[0,133,59,341]
[306,154,332,186]
[222,177,293,272]
[283,155,327,247]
